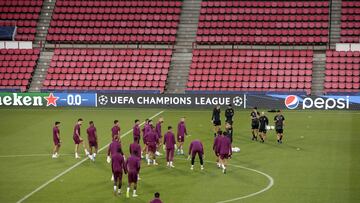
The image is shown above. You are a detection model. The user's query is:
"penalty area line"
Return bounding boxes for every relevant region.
[16,110,164,203]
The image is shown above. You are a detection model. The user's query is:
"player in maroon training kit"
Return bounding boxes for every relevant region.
[150,192,163,203]
[52,121,61,158]
[146,125,159,165]
[133,119,141,144]
[126,154,141,198]
[177,117,187,155]
[112,120,121,141]
[112,147,127,196]
[213,130,222,168]
[155,117,164,156]
[129,139,142,180]
[86,121,98,161]
[163,126,176,168]
[188,139,204,170]
[73,118,89,159]
[218,132,232,174]
[107,135,123,181]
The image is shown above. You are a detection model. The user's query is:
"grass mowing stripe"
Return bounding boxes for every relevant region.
[16,110,164,203]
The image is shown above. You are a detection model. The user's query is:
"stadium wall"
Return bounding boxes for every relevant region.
[0,92,359,110]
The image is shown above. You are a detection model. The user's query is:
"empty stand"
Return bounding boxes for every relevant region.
[46,0,182,44]
[0,49,40,92]
[187,49,313,94]
[196,1,329,45]
[340,1,360,43]
[42,49,172,93]
[324,50,360,93]
[0,0,43,41]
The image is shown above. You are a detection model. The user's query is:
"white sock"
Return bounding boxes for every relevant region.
[222,164,225,169]
[147,159,151,165]
[93,153,96,158]
[170,161,173,165]
[113,186,117,192]
[118,189,121,193]
[167,162,169,166]
[85,149,89,155]
[145,154,149,159]
[127,187,130,193]
[133,190,136,195]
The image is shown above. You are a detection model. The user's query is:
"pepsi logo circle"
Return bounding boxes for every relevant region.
[285,95,299,109]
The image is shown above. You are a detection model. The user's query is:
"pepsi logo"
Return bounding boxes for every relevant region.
[285,95,299,109]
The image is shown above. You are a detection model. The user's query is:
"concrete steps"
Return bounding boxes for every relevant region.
[33,0,56,48]
[329,0,342,49]
[311,53,326,95]
[165,0,202,93]
[28,51,54,92]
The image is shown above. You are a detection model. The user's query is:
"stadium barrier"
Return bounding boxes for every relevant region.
[0,92,359,110]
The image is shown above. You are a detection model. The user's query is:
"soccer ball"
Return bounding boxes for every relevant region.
[232,96,243,107]
[98,95,108,105]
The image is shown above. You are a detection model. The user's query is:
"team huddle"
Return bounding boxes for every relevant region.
[50,106,286,201]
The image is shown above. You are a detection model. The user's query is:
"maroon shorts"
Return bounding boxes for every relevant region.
[89,140,98,148]
[113,171,123,182]
[128,171,138,184]
[148,143,156,153]
[53,138,60,146]
[73,135,82,144]
[220,154,229,160]
[177,136,184,142]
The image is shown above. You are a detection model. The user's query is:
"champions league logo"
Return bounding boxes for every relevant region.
[284,95,299,109]
[232,96,243,107]
[98,95,108,105]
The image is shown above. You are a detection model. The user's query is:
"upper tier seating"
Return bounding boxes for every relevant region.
[324,50,360,93]
[0,0,43,41]
[187,49,313,94]
[196,1,329,45]
[340,1,360,43]
[46,0,182,44]
[43,49,172,93]
[0,49,40,92]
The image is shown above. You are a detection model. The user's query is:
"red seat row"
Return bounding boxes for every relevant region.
[324,50,360,93]
[0,49,40,92]
[0,0,42,6]
[340,1,360,43]
[43,49,172,93]
[197,1,329,45]
[47,0,181,44]
[187,49,313,94]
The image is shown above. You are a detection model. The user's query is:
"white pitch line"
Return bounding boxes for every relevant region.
[0,154,72,158]
[214,162,274,203]
[16,110,164,203]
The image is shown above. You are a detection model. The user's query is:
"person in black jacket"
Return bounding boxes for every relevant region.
[211,105,221,137]
[225,104,234,124]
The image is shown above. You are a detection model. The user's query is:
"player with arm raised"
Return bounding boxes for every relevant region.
[176,117,187,155]
[112,147,127,196]
[73,118,89,159]
[87,121,98,161]
[219,132,232,174]
[188,139,204,171]
[163,126,176,168]
[52,121,61,158]
[250,107,260,141]
[126,154,141,198]
[258,112,269,143]
[212,105,221,137]
[274,111,285,144]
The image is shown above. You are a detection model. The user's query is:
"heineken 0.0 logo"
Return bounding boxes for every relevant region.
[0,93,58,107]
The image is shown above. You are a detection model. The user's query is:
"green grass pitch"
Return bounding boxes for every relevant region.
[0,108,359,203]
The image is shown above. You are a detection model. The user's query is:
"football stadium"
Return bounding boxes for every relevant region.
[0,0,359,203]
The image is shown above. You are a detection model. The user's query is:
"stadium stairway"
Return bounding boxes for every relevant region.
[28,51,54,92]
[33,0,56,48]
[166,0,202,93]
[311,52,326,95]
[329,0,342,49]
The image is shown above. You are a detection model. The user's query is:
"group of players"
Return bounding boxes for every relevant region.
[50,105,284,201]
[250,107,286,143]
